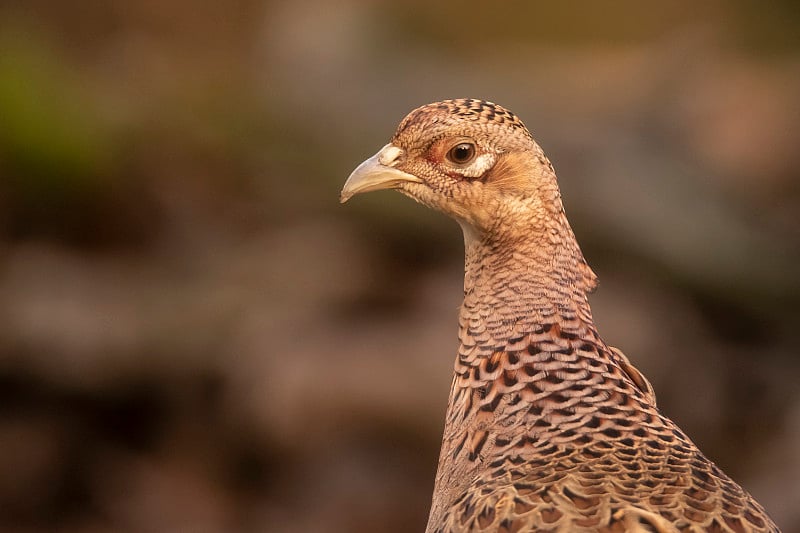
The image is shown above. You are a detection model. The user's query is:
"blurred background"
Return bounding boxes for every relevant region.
[0,1,798,532]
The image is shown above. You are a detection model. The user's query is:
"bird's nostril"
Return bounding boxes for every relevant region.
[377,144,405,167]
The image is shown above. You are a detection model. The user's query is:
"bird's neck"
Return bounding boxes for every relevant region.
[428,217,612,522]
[459,209,597,345]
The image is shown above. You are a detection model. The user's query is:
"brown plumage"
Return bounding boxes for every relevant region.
[340,99,779,533]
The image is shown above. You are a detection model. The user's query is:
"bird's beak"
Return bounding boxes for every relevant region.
[340,144,422,203]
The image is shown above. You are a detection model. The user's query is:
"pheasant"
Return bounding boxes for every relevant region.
[340,99,779,533]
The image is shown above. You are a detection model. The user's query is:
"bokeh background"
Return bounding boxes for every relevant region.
[0,1,798,532]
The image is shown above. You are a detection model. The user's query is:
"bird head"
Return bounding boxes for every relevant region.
[341,99,563,243]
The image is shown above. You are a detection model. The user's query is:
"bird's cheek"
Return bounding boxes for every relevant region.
[397,182,441,211]
[447,186,494,230]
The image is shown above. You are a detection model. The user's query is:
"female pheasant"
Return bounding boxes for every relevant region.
[340,99,779,533]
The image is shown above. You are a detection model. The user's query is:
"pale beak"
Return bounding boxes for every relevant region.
[340,144,422,203]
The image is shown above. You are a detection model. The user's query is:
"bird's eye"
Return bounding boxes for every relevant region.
[447,143,476,165]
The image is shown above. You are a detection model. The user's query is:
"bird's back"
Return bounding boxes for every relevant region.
[426,324,777,533]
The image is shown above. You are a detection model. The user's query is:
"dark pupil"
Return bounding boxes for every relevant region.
[452,144,473,162]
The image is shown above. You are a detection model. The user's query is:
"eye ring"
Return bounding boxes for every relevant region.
[446,142,476,165]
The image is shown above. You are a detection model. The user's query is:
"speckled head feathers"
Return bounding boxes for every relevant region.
[341,98,561,236]
[394,98,532,140]
[390,99,534,155]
